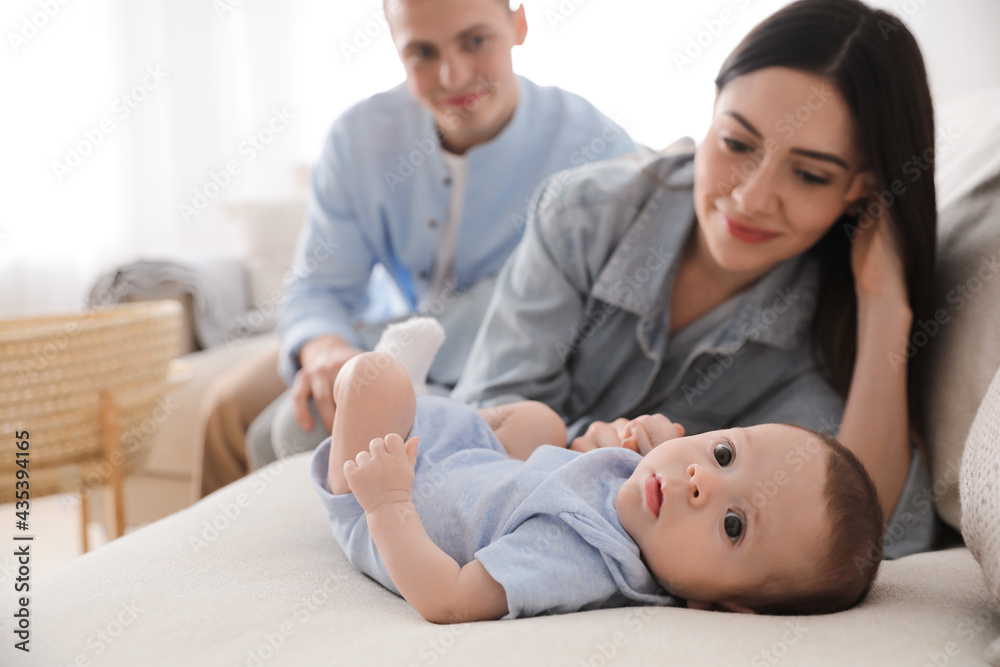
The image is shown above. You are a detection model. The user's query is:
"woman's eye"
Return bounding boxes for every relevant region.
[796,169,830,185]
[723,137,752,153]
[713,441,734,467]
[466,34,486,50]
[724,511,744,541]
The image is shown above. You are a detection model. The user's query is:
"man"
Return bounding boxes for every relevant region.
[194,0,635,496]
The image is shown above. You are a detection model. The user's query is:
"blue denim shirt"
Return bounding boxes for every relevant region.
[453,151,937,557]
[452,152,845,438]
[277,77,636,383]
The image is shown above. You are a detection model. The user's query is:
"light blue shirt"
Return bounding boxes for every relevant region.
[278,77,636,383]
[450,152,937,558]
[310,396,678,618]
[452,152,844,438]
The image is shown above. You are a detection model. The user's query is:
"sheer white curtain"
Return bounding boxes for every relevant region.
[2,0,996,317]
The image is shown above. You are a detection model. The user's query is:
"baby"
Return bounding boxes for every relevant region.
[311,320,884,623]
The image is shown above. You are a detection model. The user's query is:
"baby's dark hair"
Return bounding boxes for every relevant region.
[737,428,884,615]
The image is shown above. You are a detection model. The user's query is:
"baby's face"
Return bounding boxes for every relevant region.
[616,423,829,607]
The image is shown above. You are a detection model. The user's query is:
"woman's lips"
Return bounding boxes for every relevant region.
[645,475,663,518]
[444,92,484,107]
[725,215,781,243]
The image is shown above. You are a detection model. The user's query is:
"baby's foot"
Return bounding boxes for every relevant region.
[374,317,445,395]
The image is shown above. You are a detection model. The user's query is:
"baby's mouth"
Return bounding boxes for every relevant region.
[645,474,664,518]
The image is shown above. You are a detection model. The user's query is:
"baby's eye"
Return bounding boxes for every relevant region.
[713,441,734,467]
[724,511,744,542]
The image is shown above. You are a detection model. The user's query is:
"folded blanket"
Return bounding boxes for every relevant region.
[87,257,268,349]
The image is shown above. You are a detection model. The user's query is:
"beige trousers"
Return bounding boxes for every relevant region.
[193,339,285,498]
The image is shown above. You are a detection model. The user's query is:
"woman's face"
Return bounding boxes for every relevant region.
[693,67,872,276]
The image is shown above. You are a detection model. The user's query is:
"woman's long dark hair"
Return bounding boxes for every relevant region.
[715,0,936,440]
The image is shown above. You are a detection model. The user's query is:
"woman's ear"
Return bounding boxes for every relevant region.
[844,169,875,213]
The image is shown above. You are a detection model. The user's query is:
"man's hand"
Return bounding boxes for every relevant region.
[293,335,363,432]
[344,433,419,514]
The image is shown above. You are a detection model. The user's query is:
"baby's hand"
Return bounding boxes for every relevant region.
[621,415,685,456]
[344,433,419,514]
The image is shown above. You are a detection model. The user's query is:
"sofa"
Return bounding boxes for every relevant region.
[10,89,1000,667]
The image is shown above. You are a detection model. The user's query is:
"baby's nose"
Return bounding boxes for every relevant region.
[686,464,706,504]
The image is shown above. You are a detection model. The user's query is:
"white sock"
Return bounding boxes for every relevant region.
[373,317,445,396]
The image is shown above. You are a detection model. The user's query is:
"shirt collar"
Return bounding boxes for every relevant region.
[417,76,528,155]
[591,154,819,354]
[591,155,696,317]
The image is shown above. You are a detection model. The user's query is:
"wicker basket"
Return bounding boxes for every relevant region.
[0,301,184,512]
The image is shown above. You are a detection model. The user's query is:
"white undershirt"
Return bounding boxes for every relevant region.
[426,150,469,304]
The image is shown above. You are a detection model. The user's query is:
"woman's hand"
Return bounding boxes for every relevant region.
[569,419,632,453]
[621,414,685,456]
[569,415,684,456]
[850,206,909,308]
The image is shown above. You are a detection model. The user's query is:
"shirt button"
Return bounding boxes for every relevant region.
[419,270,429,280]
[428,219,438,229]
[443,176,452,186]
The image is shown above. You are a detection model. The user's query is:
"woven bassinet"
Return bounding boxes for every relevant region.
[0,300,183,504]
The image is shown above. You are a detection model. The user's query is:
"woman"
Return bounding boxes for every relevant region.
[452,0,937,558]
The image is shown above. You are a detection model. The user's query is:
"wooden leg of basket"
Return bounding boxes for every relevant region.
[100,390,126,539]
[79,490,90,553]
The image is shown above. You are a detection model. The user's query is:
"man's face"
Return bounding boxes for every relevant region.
[616,423,830,608]
[388,0,527,154]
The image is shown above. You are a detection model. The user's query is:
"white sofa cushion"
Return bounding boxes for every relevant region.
[19,453,999,667]
[961,362,1000,665]
[921,87,1000,530]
